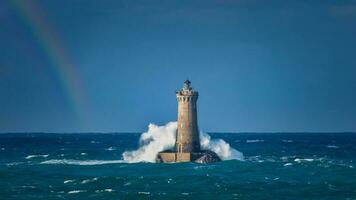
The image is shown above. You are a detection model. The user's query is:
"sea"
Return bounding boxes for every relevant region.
[0,131,355,200]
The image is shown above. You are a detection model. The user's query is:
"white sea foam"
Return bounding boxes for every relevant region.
[25,154,49,159]
[246,139,264,143]
[284,163,293,166]
[122,121,244,163]
[41,159,125,165]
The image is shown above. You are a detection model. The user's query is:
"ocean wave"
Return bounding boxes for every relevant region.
[246,139,264,143]
[25,154,49,159]
[41,159,125,165]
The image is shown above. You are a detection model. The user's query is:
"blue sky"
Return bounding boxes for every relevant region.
[0,0,356,132]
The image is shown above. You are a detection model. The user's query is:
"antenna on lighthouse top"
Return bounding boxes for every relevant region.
[183,79,191,90]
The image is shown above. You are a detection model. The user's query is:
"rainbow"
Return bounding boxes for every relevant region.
[10,0,87,122]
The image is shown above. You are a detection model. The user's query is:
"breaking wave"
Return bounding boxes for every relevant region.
[122,121,244,163]
[122,122,177,163]
[200,132,244,161]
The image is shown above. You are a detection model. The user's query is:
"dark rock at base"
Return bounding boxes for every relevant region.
[156,150,221,163]
[194,150,221,163]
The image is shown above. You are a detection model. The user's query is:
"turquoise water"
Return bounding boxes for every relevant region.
[0,133,355,199]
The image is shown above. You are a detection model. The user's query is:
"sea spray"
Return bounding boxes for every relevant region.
[200,132,244,161]
[122,122,244,163]
[122,122,177,163]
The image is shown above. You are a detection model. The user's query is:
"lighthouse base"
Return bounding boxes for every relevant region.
[156,150,221,163]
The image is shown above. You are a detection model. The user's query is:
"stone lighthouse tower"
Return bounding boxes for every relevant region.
[175,80,200,153]
[156,80,220,163]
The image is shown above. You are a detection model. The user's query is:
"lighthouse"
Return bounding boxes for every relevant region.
[156,80,221,163]
[175,79,200,153]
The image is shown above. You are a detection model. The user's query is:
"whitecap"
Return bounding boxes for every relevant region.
[25,154,49,159]
[246,139,264,143]
[80,153,87,156]
[68,190,86,194]
[95,189,113,193]
[41,159,125,165]
[284,163,293,166]
[63,180,75,184]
